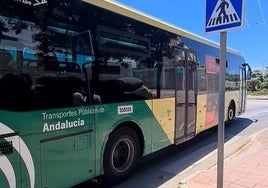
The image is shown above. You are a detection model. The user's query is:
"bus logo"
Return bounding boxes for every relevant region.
[0,123,35,188]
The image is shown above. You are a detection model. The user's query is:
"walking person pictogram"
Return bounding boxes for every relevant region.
[216,0,229,24]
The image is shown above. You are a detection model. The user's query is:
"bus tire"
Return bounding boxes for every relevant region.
[227,102,235,121]
[103,127,141,185]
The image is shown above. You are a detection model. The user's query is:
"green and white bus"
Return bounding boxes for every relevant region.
[0,0,251,187]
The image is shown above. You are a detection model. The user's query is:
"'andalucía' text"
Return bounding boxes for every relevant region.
[43,118,85,132]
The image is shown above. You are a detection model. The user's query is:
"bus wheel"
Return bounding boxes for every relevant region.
[227,103,235,121]
[103,127,140,185]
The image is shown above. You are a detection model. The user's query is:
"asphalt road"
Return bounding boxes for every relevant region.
[76,99,268,188]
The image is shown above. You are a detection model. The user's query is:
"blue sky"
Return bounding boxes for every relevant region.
[116,0,268,71]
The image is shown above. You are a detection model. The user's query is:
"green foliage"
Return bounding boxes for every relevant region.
[248,89,268,96]
[247,70,268,92]
[261,81,268,90]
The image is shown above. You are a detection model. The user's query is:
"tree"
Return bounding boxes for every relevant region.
[261,73,268,90]
[247,69,268,92]
[247,70,262,91]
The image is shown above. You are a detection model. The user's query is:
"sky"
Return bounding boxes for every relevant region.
[116,0,268,71]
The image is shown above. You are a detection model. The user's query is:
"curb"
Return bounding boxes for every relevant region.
[247,96,268,100]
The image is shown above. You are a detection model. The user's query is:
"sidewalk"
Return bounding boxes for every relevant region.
[182,128,268,188]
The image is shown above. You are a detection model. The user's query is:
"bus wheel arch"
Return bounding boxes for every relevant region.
[103,123,143,185]
[227,100,236,121]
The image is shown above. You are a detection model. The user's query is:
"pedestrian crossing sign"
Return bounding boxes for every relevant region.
[205,0,245,33]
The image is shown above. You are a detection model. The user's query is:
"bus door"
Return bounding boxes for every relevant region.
[174,48,197,143]
[239,65,247,114]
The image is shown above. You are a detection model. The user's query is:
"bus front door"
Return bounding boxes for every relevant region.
[174,48,197,143]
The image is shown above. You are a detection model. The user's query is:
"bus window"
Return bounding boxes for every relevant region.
[92,55,154,104]
[89,26,156,103]
[197,67,207,93]
[0,49,13,69]
[97,25,150,57]
[0,15,94,111]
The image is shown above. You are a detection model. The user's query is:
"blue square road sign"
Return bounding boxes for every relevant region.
[205,0,245,33]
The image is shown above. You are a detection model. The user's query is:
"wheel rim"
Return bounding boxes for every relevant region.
[111,138,135,173]
[228,108,234,120]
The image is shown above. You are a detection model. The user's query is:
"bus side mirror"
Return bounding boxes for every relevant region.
[243,63,252,80]
[247,70,252,80]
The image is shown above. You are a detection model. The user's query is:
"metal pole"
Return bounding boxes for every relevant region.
[217,31,227,188]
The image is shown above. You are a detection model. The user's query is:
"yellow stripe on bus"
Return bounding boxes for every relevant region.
[146,98,175,144]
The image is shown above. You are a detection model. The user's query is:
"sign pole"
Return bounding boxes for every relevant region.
[205,1,244,187]
[217,31,227,188]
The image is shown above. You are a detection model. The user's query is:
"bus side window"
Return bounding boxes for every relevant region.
[0,73,33,111]
[197,67,206,93]
[36,75,84,108]
[0,49,15,69]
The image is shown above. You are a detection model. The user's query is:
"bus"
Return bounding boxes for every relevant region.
[0,0,251,187]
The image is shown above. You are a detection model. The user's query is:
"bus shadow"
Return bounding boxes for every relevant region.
[76,117,253,188]
[157,117,255,175]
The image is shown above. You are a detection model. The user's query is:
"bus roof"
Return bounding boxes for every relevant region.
[83,0,243,57]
